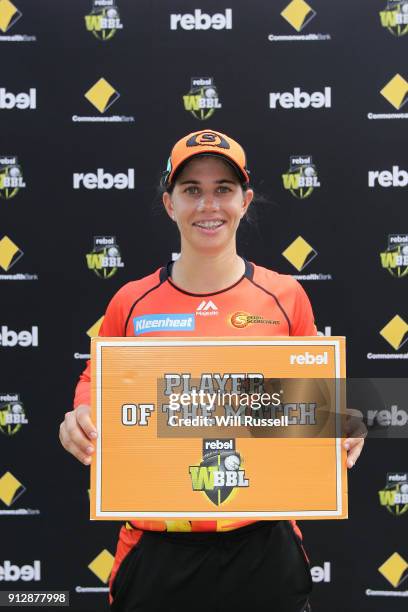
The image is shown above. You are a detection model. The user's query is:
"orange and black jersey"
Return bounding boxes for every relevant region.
[75,260,316,407]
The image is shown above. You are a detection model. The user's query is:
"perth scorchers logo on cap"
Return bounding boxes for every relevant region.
[186,131,230,149]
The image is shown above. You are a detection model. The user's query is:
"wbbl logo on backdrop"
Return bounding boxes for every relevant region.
[189,439,249,506]
[379,1,408,37]
[380,234,408,278]
[0,156,25,199]
[183,78,222,120]
[84,0,123,41]
[0,394,27,436]
[378,473,408,517]
[86,236,124,279]
[282,156,320,199]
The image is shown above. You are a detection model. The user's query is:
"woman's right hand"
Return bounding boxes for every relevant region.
[59,404,97,465]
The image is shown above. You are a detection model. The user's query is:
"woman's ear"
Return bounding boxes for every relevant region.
[162,191,176,221]
[241,188,254,217]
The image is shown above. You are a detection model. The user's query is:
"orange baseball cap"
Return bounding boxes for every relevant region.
[162,129,250,187]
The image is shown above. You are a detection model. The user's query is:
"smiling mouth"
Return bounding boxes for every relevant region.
[193,220,225,229]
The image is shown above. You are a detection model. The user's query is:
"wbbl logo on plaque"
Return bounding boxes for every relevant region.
[189,439,249,505]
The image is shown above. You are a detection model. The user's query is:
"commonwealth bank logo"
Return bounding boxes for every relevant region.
[85,78,120,113]
[378,552,408,588]
[0,471,25,506]
[380,315,408,350]
[86,316,104,338]
[380,74,408,110]
[380,1,408,37]
[281,0,316,31]
[0,0,21,33]
[282,236,317,271]
[88,549,114,584]
[0,235,23,271]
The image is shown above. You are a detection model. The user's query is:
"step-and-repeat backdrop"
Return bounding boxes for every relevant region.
[1,1,407,610]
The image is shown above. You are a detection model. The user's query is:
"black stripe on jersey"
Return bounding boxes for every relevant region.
[123,277,166,335]
[162,259,252,297]
[247,277,292,335]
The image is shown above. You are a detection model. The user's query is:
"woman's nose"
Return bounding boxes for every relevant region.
[197,193,220,211]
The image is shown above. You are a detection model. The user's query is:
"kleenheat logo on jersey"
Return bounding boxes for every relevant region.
[196,300,218,316]
[133,314,195,335]
[282,155,320,199]
[0,235,38,281]
[368,73,408,120]
[368,314,408,360]
[0,393,27,436]
[189,439,249,506]
[379,1,408,37]
[380,234,408,278]
[268,0,331,42]
[72,78,134,123]
[378,473,408,516]
[86,236,124,279]
[229,312,280,328]
[183,77,222,120]
[85,0,123,41]
[0,156,25,199]
[0,0,36,42]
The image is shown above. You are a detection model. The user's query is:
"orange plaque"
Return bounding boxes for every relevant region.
[90,337,347,520]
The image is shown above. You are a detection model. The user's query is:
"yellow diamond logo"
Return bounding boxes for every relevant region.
[84,78,120,113]
[281,0,316,32]
[0,0,22,33]
[378,552,408,588]
[379,315,408,350]
[0,471,26,507]
[88,549,114,584]
[86,316,104,338]
[282,236,317,271]
[380,74,408,110]
[0,235,23,271]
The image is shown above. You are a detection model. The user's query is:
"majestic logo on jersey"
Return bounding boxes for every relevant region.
[0,156,25,199]
[379,1,408,37]
[229,312,280,328]
[380,234,408,278]
[282,155,320,199]
[189,439,249,505]
[133,314,195,335]
[183,77,222,121]
[378,473,408,516]
[85,0,123,41]
[0,394,27,436]
[86,236,124,279]
[196,300,218,316]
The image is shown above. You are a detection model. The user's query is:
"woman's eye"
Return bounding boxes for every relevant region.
[217,185,231,193]
[185,186,200,194]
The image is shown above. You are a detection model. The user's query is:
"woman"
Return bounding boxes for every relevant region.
[60,129,364,612]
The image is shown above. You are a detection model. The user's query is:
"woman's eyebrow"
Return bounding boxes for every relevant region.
[178,179,236,185]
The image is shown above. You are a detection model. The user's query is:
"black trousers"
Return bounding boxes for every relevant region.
[110,521,312,612]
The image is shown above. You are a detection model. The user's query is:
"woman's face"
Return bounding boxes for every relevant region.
[162,156,253,255]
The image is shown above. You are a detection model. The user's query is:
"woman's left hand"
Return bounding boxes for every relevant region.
[343,408,367,468]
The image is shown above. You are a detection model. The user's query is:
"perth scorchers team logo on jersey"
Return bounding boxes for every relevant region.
[230,312,280,328]
[189,439,249,506]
